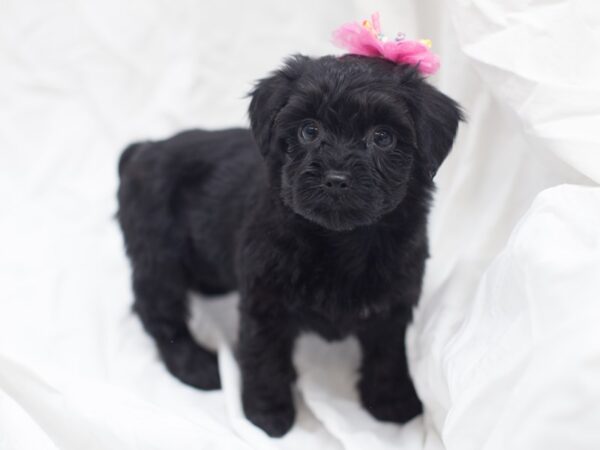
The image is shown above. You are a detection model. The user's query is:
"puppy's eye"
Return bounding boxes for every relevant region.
[299,121,320,144]
[371,127,396,150]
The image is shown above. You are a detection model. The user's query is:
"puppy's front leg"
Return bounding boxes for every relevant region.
[357,315,422,424]
[238,302,297,437]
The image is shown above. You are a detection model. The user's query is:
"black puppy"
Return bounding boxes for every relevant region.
[117,54,462,437]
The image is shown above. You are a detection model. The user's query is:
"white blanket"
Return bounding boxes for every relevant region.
[1,1,599,449]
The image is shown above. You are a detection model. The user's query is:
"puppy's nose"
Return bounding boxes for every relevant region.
[323,171,350,191]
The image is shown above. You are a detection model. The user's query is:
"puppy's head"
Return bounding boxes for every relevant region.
[249,55,463,232]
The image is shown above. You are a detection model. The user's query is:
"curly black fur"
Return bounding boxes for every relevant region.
[117,54,463,437]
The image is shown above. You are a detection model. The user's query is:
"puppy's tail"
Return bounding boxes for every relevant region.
[118,142,148,177]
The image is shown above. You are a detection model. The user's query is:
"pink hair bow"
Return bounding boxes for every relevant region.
[331,12,440,75]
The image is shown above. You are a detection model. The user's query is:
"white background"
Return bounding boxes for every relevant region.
[1,1,599,449]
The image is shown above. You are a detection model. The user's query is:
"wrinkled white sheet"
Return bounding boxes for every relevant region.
[1,1,599,449]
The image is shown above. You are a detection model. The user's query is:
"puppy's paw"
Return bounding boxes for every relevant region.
[159,338,221,390]
[243,391,295,437]
[360,379,422,424]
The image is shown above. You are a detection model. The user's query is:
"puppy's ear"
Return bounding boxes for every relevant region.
[249,55,309,156]
[407,77,464,178]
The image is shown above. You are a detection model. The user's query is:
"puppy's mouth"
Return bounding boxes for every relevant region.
[289,188,382,232]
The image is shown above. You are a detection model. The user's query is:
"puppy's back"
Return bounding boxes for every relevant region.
[117,128,261,290]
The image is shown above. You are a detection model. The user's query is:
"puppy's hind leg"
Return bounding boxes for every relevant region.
[132,265,221,390]
[118,141,220,390]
